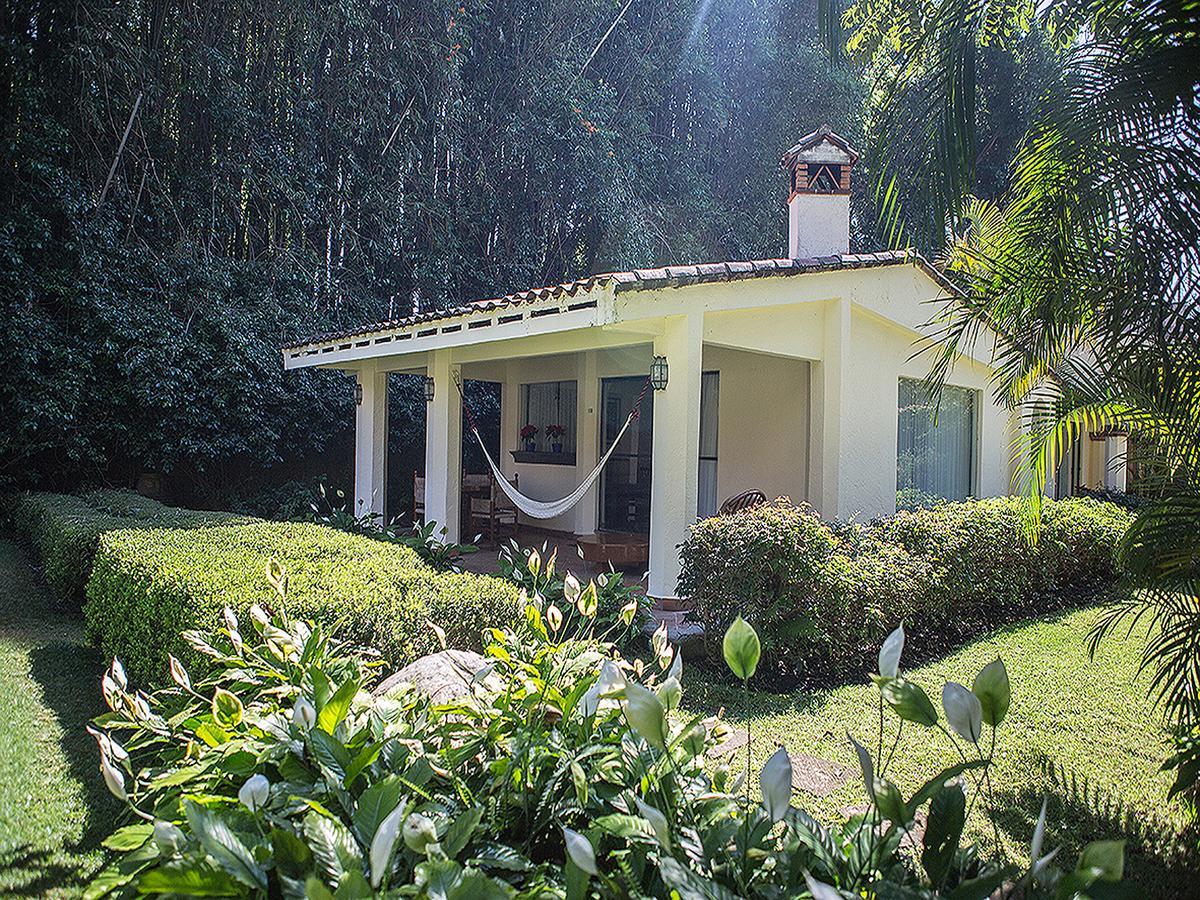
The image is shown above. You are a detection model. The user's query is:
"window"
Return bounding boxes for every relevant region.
[896,378,976,509]
[520,381,577,452]
[698,372,719,517]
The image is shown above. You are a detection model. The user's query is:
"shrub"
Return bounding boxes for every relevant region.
[679,501,838,669]
[680,496,1133,684]
[87,583,1123,898]
[83,520,519,683]
[3,490,251,608]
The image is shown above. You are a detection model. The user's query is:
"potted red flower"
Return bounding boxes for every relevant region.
[545,424,566,453]
[520,424,538,452]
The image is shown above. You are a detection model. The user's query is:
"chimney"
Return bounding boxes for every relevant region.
[781,124,858,258]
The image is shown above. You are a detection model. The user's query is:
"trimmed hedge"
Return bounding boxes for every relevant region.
[84,521,520,682]
[679,496,1132,683]
[2,490,252,608]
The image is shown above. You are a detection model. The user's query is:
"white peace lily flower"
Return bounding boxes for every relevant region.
[619,599,638,626]
[294,620,312,644]
[623,682,667,749]
[657,676,682,712]
[100,673,121,709]
[168,654,191,691]
[100,754,127,801]
[546,604,563,632]
[879,623,905,679]
[562,827,598,876]
[249,604,271,628]
[635,797,671,849]
[942,682,983,743]
[760,747,794,822]
[804,871,844,900]
[581,660,626,717]
[426,618,447,650]
[223,607,243,652]
[110,657,127,690]
[402,811,438,854]
[238,774,270,813]
[563,573,581,603]
[667,647,682,682]
[651,621,669,657]
[291,697,317,730]
[131,693,152,721]
[370,804,406,888]
[153,819,186,853]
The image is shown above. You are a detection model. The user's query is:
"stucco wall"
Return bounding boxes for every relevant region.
[701,346,810,506]
[835,308,1015,521]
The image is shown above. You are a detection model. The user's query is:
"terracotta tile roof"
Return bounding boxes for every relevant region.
[283,249,943,351]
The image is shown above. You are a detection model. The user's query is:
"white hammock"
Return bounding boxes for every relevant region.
[467,413,638,519]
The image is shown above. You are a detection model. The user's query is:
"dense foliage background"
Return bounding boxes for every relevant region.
[0,0,1053,505]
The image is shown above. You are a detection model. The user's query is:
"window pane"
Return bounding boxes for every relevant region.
[897,378,975,509]
[520,380,577,452]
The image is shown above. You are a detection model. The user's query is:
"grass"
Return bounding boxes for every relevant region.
[686,606,1199,896]
[0,540,116,897]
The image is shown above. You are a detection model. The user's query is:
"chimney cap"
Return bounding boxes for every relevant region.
[781,124,860,169]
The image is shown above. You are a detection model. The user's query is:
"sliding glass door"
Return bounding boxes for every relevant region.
[599,377,653,533]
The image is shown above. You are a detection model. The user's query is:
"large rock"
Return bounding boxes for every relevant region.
[373,649,493,703]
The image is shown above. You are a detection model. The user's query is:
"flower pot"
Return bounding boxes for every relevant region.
[552,442,563,454]
[524,440,536,452]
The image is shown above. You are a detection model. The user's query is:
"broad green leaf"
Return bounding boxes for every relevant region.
[342,740,381,788]
[272,827,314,880]
[183,801,267,890]
[623,682,667,749]
[443,806,483,858]
[333,869,372,899]
[319,678,360,734]
[136,864,243,895]
[101,822,152,851]
[722,616,761,681]
[303,811,363,886]
[921,782,966,888]
[904,758,988,819]
[308,729,351,780]
[352,776,406,845]
[305,875,336,900]
[875,778,906,826]
[973,658,1011,727]
[880,677,938,727]
[1077,840,1125,883]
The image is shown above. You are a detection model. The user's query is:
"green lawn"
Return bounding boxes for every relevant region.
[0,540,116,897]
[686,607,1198,895]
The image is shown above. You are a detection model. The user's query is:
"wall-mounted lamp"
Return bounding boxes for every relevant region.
[424,376,436,402]
[650,355,669,391]
[354,383,364,406]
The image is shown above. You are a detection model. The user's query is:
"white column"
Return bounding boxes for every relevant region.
[574,350,600,535]
[1105,435,1128,492]
[648,314,703,601]
[424,350,462,542]
[809,297,849,519]
[353,362,389,521]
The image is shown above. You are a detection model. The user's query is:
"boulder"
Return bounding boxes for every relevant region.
[372,649,493,703]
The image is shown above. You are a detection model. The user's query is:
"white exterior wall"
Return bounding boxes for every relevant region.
[702,346,810,506]
[788,194,850,257]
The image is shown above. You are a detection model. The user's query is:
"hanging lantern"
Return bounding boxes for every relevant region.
[424,376,436,402]
[650,355,669,391]
[354,383,364,406]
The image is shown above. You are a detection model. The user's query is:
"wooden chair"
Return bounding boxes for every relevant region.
[469,473,519,544]
[719,489,767,516]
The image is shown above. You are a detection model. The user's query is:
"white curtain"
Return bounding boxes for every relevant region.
[897,378,975,508]
[698,372,720,517]
[521,381,577,452]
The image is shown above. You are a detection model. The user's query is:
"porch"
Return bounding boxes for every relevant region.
[394,336,816,600]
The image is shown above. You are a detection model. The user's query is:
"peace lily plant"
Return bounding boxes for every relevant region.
[86,563,1123,898]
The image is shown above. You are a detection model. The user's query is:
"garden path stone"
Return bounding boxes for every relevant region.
[706,723,750,758]
[788,753,852,797]
[372,649,494,703]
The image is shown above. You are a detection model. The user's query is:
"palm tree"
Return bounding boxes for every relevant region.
[829,0,1200,762]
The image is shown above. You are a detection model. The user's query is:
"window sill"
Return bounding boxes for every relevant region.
[510,450,577,466]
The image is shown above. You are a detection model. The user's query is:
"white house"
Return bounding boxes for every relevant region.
[281,126,1123,601]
